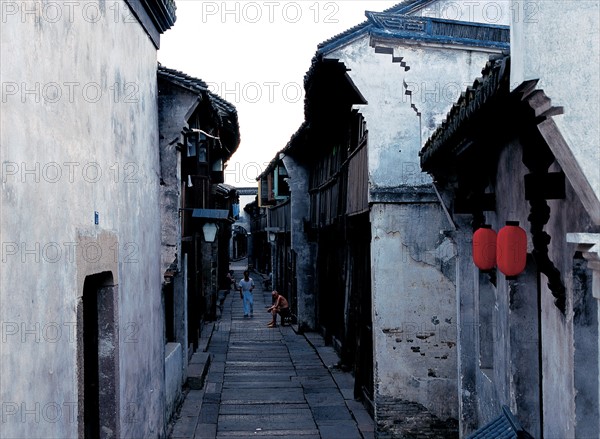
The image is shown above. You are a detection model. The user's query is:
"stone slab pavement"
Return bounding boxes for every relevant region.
[168,267,374,439]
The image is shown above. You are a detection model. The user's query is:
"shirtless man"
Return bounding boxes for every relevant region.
[267,290,290,328]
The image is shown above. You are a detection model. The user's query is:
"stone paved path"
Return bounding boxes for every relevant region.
[169,268,374,439]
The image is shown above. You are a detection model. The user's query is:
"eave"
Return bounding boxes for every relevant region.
[125,0,176,49]
[317,0,437,55]
[420,55,511,174]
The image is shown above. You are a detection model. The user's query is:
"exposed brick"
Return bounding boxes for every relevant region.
[375,397,458,438]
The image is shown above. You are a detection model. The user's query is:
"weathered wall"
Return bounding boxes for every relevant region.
[509,7,600,431]
[327,37,496,189]
[283,155,316,330]
[157,84,199,425]
[324,24,502,435]
[453,138,598,438]
[159,83,198,274]
[164,342,184,422]
[370,201,458,436]
[511,0,600,224]
[1,2,165,437]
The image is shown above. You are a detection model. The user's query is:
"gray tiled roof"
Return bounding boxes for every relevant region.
[157,64,237,117]
[318,0,509,56]
[158,64,241,154]
[420,54,509,171]
[366,11,509,48]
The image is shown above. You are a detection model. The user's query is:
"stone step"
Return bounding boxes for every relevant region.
[188,352,211,390]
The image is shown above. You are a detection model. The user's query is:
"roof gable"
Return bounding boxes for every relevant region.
[317,0,436,54]
[158,65,238,118]
[367,11,509,50]
[318,0,510,55]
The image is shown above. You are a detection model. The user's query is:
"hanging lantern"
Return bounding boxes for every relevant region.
[497,221,527,277]
[472,225,497,270]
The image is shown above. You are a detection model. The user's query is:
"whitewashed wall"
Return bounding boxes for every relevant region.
[1,2,166,437]
[323,2,507,433]
[511,0,600,224]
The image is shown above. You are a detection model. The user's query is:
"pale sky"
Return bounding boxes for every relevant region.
[158,0,398,186]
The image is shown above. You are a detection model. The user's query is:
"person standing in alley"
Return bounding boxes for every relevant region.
[238,270,255,318]
[226,270,235,292]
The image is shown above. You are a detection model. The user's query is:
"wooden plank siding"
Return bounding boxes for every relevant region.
[346,137,369,216]
[306,110,373,401]
[309,141,368,226]
[267,200,294,314]
[189,175,210,209]
[268,198,291,232]
[309,110,368,227]
[250,211,267,233]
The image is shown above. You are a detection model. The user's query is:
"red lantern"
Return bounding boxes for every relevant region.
[473,225,497,270]
[497,221,527,277]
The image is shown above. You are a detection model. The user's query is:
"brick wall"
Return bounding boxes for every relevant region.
[376,396,458,438]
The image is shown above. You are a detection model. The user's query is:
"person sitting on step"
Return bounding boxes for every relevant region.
[267,290,290,328]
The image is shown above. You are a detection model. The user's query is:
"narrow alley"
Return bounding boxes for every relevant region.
[168,266,374,439]
[3,1,599,438]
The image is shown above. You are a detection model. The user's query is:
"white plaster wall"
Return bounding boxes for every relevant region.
[1,2,165,437]
[541,184,593,438]
[324,30,504,424]
[475,138,596,438]
[511,0,600,224]
[164,342,183,423]
[326,37,499,189]
[371,203,457,419]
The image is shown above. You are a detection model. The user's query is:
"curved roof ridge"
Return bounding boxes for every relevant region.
[317,0,436,54]
[158,64,237,116]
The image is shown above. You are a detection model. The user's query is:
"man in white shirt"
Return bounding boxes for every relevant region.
[238,270,255,317]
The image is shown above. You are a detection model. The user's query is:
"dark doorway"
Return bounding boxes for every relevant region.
[232,225,248,260]
[164,280,175,343]
[349,214,373,410]
[80,272,119,439]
